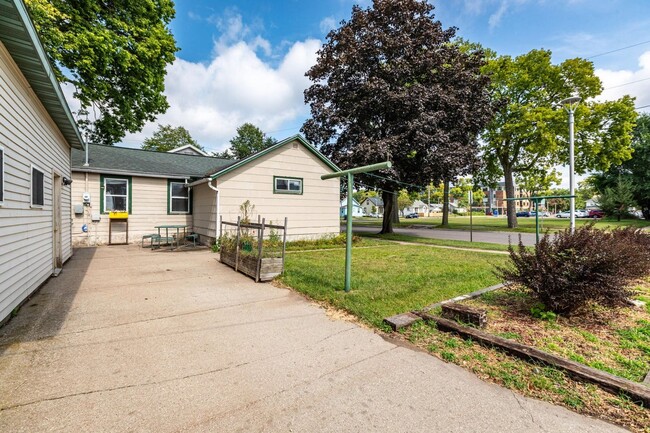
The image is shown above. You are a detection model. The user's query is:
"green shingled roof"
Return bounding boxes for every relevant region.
[72,144,234,179]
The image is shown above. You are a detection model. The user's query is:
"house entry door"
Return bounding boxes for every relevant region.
[53,173,63,271]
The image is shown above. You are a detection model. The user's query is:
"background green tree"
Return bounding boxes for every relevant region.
[592,113,650,219]
[598,177,636,221]
[302,0,494,234]
[217,123,277,160]
[141,124,203,152]
[515,167,561,209]
[480,49,637,228]
[26,0,179,145]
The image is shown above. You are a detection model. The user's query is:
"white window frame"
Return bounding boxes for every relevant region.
[169,180,190,214]
[30,164,45,208]
[104,177,129,212]
[274,176,303,195]
[0,146,4,206]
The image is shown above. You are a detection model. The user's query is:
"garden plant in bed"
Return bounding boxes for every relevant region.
[402,225,650,432]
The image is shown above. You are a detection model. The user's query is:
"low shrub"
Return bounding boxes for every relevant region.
[497,225,650,316]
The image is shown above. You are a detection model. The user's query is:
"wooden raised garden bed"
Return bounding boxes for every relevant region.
[219,217,287,282]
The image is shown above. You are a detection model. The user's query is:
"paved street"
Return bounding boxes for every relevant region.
[350,224,538,246]
[0,246,622,432]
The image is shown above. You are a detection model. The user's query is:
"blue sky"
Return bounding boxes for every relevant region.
[115,0,650,182]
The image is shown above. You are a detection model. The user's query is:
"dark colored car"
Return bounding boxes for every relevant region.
[588,209,605,219]
[405,213,419,219]
[516,211,531,217]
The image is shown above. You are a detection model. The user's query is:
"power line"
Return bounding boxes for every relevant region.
[587,40,650,59]
[636,104,650,110]
[602,76,650,91]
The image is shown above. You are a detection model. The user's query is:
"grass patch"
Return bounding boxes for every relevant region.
[351,215,650,234]
[277,245,506,329]
[358,232,512,252]
[402,321,650,432]
[285,235,391,252]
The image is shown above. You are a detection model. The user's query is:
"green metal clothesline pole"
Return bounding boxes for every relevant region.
[505,194,575,245]
[322,161,392,292]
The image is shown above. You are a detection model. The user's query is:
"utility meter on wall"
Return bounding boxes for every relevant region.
[82,192,91,204]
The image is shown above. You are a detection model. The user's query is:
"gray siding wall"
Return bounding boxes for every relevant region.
[0,41,73,322]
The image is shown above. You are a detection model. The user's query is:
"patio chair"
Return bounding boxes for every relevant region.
[141,233,160,248]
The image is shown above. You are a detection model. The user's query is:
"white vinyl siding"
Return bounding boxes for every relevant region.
[0,41,73,323]
[71,173,192,246]
[0,146,4,205]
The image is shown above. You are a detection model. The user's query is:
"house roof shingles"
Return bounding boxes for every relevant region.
[72,144,233,179]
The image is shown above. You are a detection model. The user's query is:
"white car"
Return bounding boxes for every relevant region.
[576,209,588,218]
[556,211,572,218]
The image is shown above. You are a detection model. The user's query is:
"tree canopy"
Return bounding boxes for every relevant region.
[480,49,637,228]
[26,0,178,145]
[302,0,494,233]
[141,124,203,153]
[217,123,277,160]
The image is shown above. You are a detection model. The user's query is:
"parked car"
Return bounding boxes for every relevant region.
[588,209,605,219]
[576,209,588,218]
[405,213,419,219]
[369,212,381,218]
[556,211,572,218]
[516,211,531,217]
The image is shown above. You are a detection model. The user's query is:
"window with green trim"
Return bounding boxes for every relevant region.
[169,180,190,213]
[104,177,128,211]
[274,176,303,194]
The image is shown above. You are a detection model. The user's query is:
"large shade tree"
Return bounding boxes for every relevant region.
[217,123,277,160]
[26,0,178,145]
[141,124,203,152]
[481,49,637,228]
[302,0,494,233]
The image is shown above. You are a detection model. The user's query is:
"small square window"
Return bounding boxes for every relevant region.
[274,176,302,194]
[31,166,44,206]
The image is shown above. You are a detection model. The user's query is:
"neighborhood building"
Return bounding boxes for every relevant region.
[168,144,208,156]
[340,197,364,218]
[360,196,384,215]
[71,135,341,246]
[0,0,85,323]
[402,199,428,216]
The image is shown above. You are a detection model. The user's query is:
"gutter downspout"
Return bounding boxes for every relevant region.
[207,178,220,240]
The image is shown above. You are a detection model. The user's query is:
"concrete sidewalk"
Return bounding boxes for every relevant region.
[0,246,623,432]
[351,224,538,246]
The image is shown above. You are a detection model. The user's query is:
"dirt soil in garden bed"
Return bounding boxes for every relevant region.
[399,279,650,433]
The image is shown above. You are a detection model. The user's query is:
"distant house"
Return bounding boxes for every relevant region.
[585,198,600,210]
[402,199,428,216]
[360,197,384,215]
[71,135,341,245]
[340,197,364,218]
[168,144,209,157]
[0,0,85,323]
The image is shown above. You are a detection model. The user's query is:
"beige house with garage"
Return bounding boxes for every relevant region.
[71,135,341,246]
[0,0,85,323]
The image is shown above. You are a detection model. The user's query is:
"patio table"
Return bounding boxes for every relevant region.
[154,224,188,250]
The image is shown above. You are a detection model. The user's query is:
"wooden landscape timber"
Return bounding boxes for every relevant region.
[415,311,650,407]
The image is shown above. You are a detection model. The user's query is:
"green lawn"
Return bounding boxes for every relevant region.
[351,215,650,233]
[358,232,512,252]
[278,245,507,329]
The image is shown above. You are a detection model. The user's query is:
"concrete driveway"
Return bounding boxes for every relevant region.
[0,246,624,432]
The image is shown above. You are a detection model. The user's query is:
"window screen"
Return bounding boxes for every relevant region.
[32,166,44,206]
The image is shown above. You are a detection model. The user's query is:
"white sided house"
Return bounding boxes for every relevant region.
[70,144,231,246]
[0,0,85,323]
[191,135,341,243]
[71,135,341,245]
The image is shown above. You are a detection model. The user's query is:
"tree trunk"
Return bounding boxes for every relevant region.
[486,188,492,215]
[380,190,394,234]
[442,179,450,226]
[391,193,399,223]
[503,165,518,228]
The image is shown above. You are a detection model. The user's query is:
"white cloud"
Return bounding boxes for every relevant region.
[111,12,321,153]
[320,16,337,34]
[595,50,650,110]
